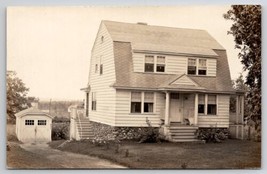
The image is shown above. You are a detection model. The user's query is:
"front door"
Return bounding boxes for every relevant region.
[169,93,183,123]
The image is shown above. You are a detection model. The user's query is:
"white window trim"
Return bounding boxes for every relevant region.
[130,91,155,114]
[199,94,217,116]
[187,58,208,76]
[144,55,166,73]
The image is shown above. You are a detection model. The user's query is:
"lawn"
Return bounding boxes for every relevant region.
[49,139,261,169]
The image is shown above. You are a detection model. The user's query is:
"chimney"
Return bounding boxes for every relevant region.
[31,102,39,109]
[137,22,148,25]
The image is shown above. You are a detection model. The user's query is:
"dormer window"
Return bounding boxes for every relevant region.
[198,59,207,75]
[188,58,197,75]
[188,58,207,75]
[156,56,165,72]
[144,55,154,72]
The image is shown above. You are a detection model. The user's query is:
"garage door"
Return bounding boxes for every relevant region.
[21,119,51,143]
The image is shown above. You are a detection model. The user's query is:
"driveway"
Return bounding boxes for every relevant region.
[19,142,126,169]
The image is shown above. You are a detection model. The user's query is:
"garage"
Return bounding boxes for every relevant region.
[15,104,53,143]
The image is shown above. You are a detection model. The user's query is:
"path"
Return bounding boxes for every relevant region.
[20,142,126,169]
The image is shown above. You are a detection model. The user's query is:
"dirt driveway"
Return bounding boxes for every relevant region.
[19,142,126,169]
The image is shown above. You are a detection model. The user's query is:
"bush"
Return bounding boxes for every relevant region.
[52,122,69,140]
[196,128,229,143]
[138,118,160,143]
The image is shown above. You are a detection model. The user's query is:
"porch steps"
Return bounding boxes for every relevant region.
[169,126,199,142]
[76,117,94,139]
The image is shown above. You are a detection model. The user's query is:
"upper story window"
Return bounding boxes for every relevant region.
[198,59,207,75]
[188,58,197,75]
[156,56,165,72]
[144,55,154,72]
[188,58,207,75]
[101,36,104,43]
[99,56,103,75]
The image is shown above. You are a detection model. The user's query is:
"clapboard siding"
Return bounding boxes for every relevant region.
[198,95,230,128]
[207,59,217,76]
[115,90,164,127]
[166,55,187,74]
[88,23,116,126]
[132,53,144,72]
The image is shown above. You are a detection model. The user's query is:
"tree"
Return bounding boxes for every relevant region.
[6,71,34,121]
[224,5,261,127]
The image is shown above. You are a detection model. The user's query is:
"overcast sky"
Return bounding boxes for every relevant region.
[7,5,243,101]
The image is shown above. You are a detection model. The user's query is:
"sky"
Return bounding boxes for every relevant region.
[7,5,243,101]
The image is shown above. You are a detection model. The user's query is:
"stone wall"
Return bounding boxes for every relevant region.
[90,121,160,141]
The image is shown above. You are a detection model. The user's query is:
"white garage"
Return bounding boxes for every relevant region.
[15,104,53,143]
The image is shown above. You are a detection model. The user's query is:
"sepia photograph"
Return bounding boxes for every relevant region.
[6,5,261,169]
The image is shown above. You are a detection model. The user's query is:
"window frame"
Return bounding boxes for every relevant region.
[198,94,217,116]
[25,120,34,126]
[187,58,208,76]
[38,120,47,126]
[156,56,165,73]
[130,91,155,114]
[91,92,97,111]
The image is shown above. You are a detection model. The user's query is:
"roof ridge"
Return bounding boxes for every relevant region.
[102,20,207,32]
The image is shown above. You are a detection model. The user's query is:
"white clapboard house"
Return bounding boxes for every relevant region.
[74,21,244,142]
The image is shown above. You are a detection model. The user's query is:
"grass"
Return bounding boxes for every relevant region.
[49,139,261,169]
[6,124,60,169]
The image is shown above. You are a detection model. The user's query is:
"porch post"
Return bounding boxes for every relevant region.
[241,95,245,139]
[165,92,170,126]
[236,95,239,123]
[194,93,198,125]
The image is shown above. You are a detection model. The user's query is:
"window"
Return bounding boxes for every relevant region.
[156,56,165,72]
[25,120,34,125]
[208,95,217,115]
[131,92,142,113]
[95,64,98,73]
[99,57,103,75]
[144,92,154,113]
[188,58,197,75]
[198,94,205,114]
[101,36,104,43]
[86,92,89,116]
[92,92,97,111]
[100,64,103,75]
[144,55,154,72]
[38,120,46,125]
[198,59,207,75]
[188,58,208,75]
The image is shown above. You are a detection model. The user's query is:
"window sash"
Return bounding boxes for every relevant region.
[144,103,154,113]
[25,120,34,125]
[144,92,154,102]
[131,102,141,113]
[157,56,165,64]
[198,59,207,68]
[188,58,196,66]
[208,95,216,104]
[131,92,141,102]
[145,63,154,72]
[145,55,154,63]
[198,94,205,104]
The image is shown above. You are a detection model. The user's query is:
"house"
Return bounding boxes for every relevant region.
[15,103,53,143]
[77,21,244,142]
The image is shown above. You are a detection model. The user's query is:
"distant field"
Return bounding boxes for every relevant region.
[39,100,83,118]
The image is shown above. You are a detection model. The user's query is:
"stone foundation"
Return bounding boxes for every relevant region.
[90,121,160,141]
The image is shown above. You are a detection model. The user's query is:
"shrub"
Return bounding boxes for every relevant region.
[138,118,160,143]
[196,128,229,143]
[52,122,69,140]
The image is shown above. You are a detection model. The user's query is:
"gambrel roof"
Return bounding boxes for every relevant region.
[102,21,234,93]
[104,20,224,57]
